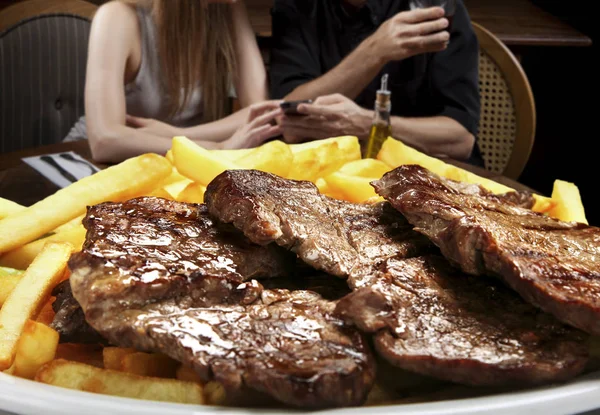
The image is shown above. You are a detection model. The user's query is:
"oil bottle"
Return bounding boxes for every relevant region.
[363,74,392,159]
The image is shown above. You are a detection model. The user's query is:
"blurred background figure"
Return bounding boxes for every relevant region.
[66,0,283,163]
[269,0,483,166]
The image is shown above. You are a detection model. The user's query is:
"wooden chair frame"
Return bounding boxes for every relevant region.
[472,22,536,180]
[0,0,97,33]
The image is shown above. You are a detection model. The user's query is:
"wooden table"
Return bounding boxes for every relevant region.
[0,140,103,207]
[247,0,592,47]
[0,140,541,207]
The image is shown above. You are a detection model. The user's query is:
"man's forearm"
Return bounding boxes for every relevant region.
[389,115,475,160]
[285,37,386,101]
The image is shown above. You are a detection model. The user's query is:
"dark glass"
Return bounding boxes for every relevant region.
[409,0,456,30]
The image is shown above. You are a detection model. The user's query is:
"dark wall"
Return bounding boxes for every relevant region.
[520,0,598,224]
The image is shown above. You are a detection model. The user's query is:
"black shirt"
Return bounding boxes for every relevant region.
[269,0,484,166]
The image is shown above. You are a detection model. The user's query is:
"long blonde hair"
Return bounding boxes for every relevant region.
[124,0,236,122]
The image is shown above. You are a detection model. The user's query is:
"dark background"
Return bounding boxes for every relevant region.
[521,0,598,224]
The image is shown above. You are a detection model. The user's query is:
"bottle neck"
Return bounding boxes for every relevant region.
[373,102,391,126]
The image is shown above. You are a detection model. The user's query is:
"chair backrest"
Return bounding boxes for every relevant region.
[0,0,97,153]
[0,0,97,33]
[472,22,536,180]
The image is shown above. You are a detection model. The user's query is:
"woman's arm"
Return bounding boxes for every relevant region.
[85,2,277,163]
[230,0,269,106]
[85,2,174,163]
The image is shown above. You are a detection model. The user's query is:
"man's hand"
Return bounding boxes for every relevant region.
[280,94,372,144]
[367,7,450,64]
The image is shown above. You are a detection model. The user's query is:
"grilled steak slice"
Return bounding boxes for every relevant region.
[68,197,376,408]
[373,165,600,335]
[50,280,106,344]
[70,264,376,408]
[336,255,589,386]
[50,196,295,343]
[81,196,294,283]
[205,170,432,277]
[50,272,352,344]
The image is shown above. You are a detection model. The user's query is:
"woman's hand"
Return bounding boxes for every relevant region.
[221,101,283,149]
[126,115,184,138]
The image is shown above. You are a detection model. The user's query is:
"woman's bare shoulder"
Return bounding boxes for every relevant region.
[92,1,139,28]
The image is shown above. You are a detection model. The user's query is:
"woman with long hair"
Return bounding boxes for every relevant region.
[66,0,282,163]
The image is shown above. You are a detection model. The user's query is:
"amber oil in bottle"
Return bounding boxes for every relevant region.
[364,74,392,158]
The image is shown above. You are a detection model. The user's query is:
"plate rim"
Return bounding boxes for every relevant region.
[1,370,600,415]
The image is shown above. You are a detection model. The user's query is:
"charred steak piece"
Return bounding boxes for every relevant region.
[50,280,106,344]
[336,255,589,386]
[81,196,294,283]
[205,170,433,277]
[67,197,376,408]
[51,196,295,343]
[70,265,376,408]
[51,272,352,344]
[373,165,600,335]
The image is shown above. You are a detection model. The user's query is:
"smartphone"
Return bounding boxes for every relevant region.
[280,99,313,115]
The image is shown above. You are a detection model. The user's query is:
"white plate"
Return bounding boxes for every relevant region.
[1,370,599,415]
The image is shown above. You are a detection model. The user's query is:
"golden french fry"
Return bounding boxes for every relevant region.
[145,187,173,199]
[212,148,252,161]
[52,214,85,234]
[176,364,227,405]
[176,182,206,204]
[323,173,384,204]
[36,359,205,404]
[204,381,226,405]
[157,167,189,188]
[288,141,340,182]
[531,197,555,214]
[236,140,293,177]
[548,180,588,224]
[102,347,137,371]
[338,158,391,178]
[172,136,240,186]
[314,178,345,200]
[165,149,174,163]
[378,138,554,213]
[13,320,59,379]
[314,178,330,193]
[120,352,179,378]
[288,136,361,181]
[289,135,359,155]
[162,178,194,200]
[0,198,25,220]
[0,225,85,270]
[315,136,362,178]
[0,267,23,306]
[377,138,454,177]
[0,242,72,370]
[0,154,171,254]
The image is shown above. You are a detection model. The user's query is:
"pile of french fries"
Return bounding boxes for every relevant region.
[0,135,589,406]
